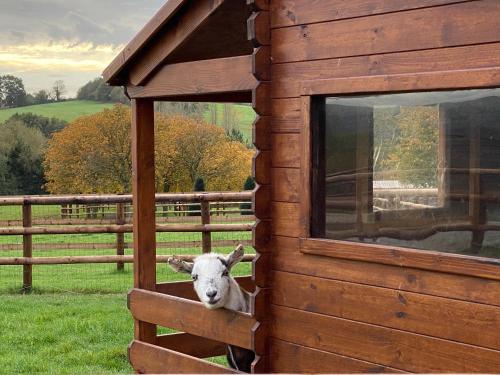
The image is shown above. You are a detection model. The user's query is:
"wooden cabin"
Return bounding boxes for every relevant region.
[103,0,500,373]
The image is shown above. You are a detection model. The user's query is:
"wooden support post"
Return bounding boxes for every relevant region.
[201,201,212,253]
[22,203,32,292]
[116,202,125,271]
[131,98,157,344]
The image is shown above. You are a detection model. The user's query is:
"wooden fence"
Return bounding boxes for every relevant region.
[0,192,254,291]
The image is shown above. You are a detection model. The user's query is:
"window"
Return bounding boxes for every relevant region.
[312,88,500,259]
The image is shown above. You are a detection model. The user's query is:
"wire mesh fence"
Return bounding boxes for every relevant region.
[0,192,254,295]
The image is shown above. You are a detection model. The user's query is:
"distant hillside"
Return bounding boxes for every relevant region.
[0,101,115,123]
[0,100,257,143]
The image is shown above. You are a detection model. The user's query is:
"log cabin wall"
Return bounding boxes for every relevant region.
[267,0,500,373]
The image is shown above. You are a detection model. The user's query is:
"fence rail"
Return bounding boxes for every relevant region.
[0,192,254,292]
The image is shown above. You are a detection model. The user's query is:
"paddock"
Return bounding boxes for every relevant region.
[104,0,500,373]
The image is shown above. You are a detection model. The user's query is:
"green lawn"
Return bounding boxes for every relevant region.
[0,100,115,123]
[203,103,256,142]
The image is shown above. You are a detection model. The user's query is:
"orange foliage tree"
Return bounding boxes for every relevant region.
[44,105,253,194]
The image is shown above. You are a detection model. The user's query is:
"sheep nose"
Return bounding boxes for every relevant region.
[206,290,217,298]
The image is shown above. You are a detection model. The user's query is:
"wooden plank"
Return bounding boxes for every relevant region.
[272,133,301,168]
[273,236,500,307]
[252,116,271,151]
[252,82,271,116]
[22,203,32,292]
[129,340,235,374]
[301,237,500,281]
[253,151,271,185]
[252,218,272,250]
[272,202,302,237]
[127,55,257,99]
[131,99,157,344]
[272,0,500,63]
[156,276,255,300]
[273,270,500,350]
[271,0,470,28]
[156,333,226,358]
[253,184,271,220]
[272,42,500,98]
[102,0,186,83]
[269,339,405,373]
[247,11,270,47]
[252,46,271,81]
[272,168,300,202]
[128,0,226,85]
[271,98,301,132]
[128,289,256,350]
[302,67,500,96]
[200,201,211,253]
[271,305,500,373]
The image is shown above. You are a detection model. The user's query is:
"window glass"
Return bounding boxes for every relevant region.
[314,89,500,259]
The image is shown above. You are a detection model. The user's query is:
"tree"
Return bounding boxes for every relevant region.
[156,102,208,121]
[0,75,27,108]
[382,106,439,188]
[44,106,253,194]
[4,113,67,138]
[77,77,128,104]
[34,90,50,104]
[51,80,66,101]
[0,121,46,195]
[189,177,206,216]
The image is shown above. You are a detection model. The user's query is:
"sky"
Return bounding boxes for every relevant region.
[0,0,165,97]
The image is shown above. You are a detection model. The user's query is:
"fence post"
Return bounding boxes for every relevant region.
[22,203,32,292]
[116,202,125,271]
[201,200,211,253]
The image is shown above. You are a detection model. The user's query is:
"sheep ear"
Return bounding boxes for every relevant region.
[225,244,244,269]
[167,257,193,274]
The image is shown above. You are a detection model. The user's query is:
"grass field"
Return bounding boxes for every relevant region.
[0,202,252,373]
[203,103,256,142]
[0,100,115,123]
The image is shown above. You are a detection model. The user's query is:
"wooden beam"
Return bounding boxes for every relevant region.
[127,55,257,99]
[128,289,257,350]
[156,333,227,358]
[129,340,236,374]
[131,99,157,344]
[128,0,226,86]
[102,0,187,84]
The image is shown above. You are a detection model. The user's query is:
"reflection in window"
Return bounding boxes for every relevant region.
[312,89,500,259]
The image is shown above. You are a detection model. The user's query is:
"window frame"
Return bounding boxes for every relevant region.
[299,68,500,280]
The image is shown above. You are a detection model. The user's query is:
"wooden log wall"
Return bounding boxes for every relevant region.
[248,0,272,372]
[267,0,500,373]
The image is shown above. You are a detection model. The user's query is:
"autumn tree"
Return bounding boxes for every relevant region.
[382,106,439,188]
[44,105,253,194]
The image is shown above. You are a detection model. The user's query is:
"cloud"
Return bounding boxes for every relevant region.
[0,0,165,96]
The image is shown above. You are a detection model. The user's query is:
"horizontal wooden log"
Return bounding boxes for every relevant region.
[274,236,500,307]
[273,1,500,63]
[129,340,235,374]
[156,333,227,358]
[272,42,500,99]
[127,55,257,99]
[269,338,404,373]
[273,271,500,350]
[301,238,500,281]
[302,67,500,96]
[0,192,252,206]
[0,239,253,252]
[128,289,256,350]
[271,304,500,373]
[0,223,253,236]
[156,276,255,300]
[0,254,255,266]
[271,0,467,28]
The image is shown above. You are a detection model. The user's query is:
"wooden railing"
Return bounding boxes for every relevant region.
[0,192,254,291]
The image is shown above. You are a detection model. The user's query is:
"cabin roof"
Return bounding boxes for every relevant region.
[103,0,253,87]
[102,0,186,85]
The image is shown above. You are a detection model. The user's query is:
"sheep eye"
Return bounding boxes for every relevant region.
[192,274,198,281]
[222,269,229,277]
